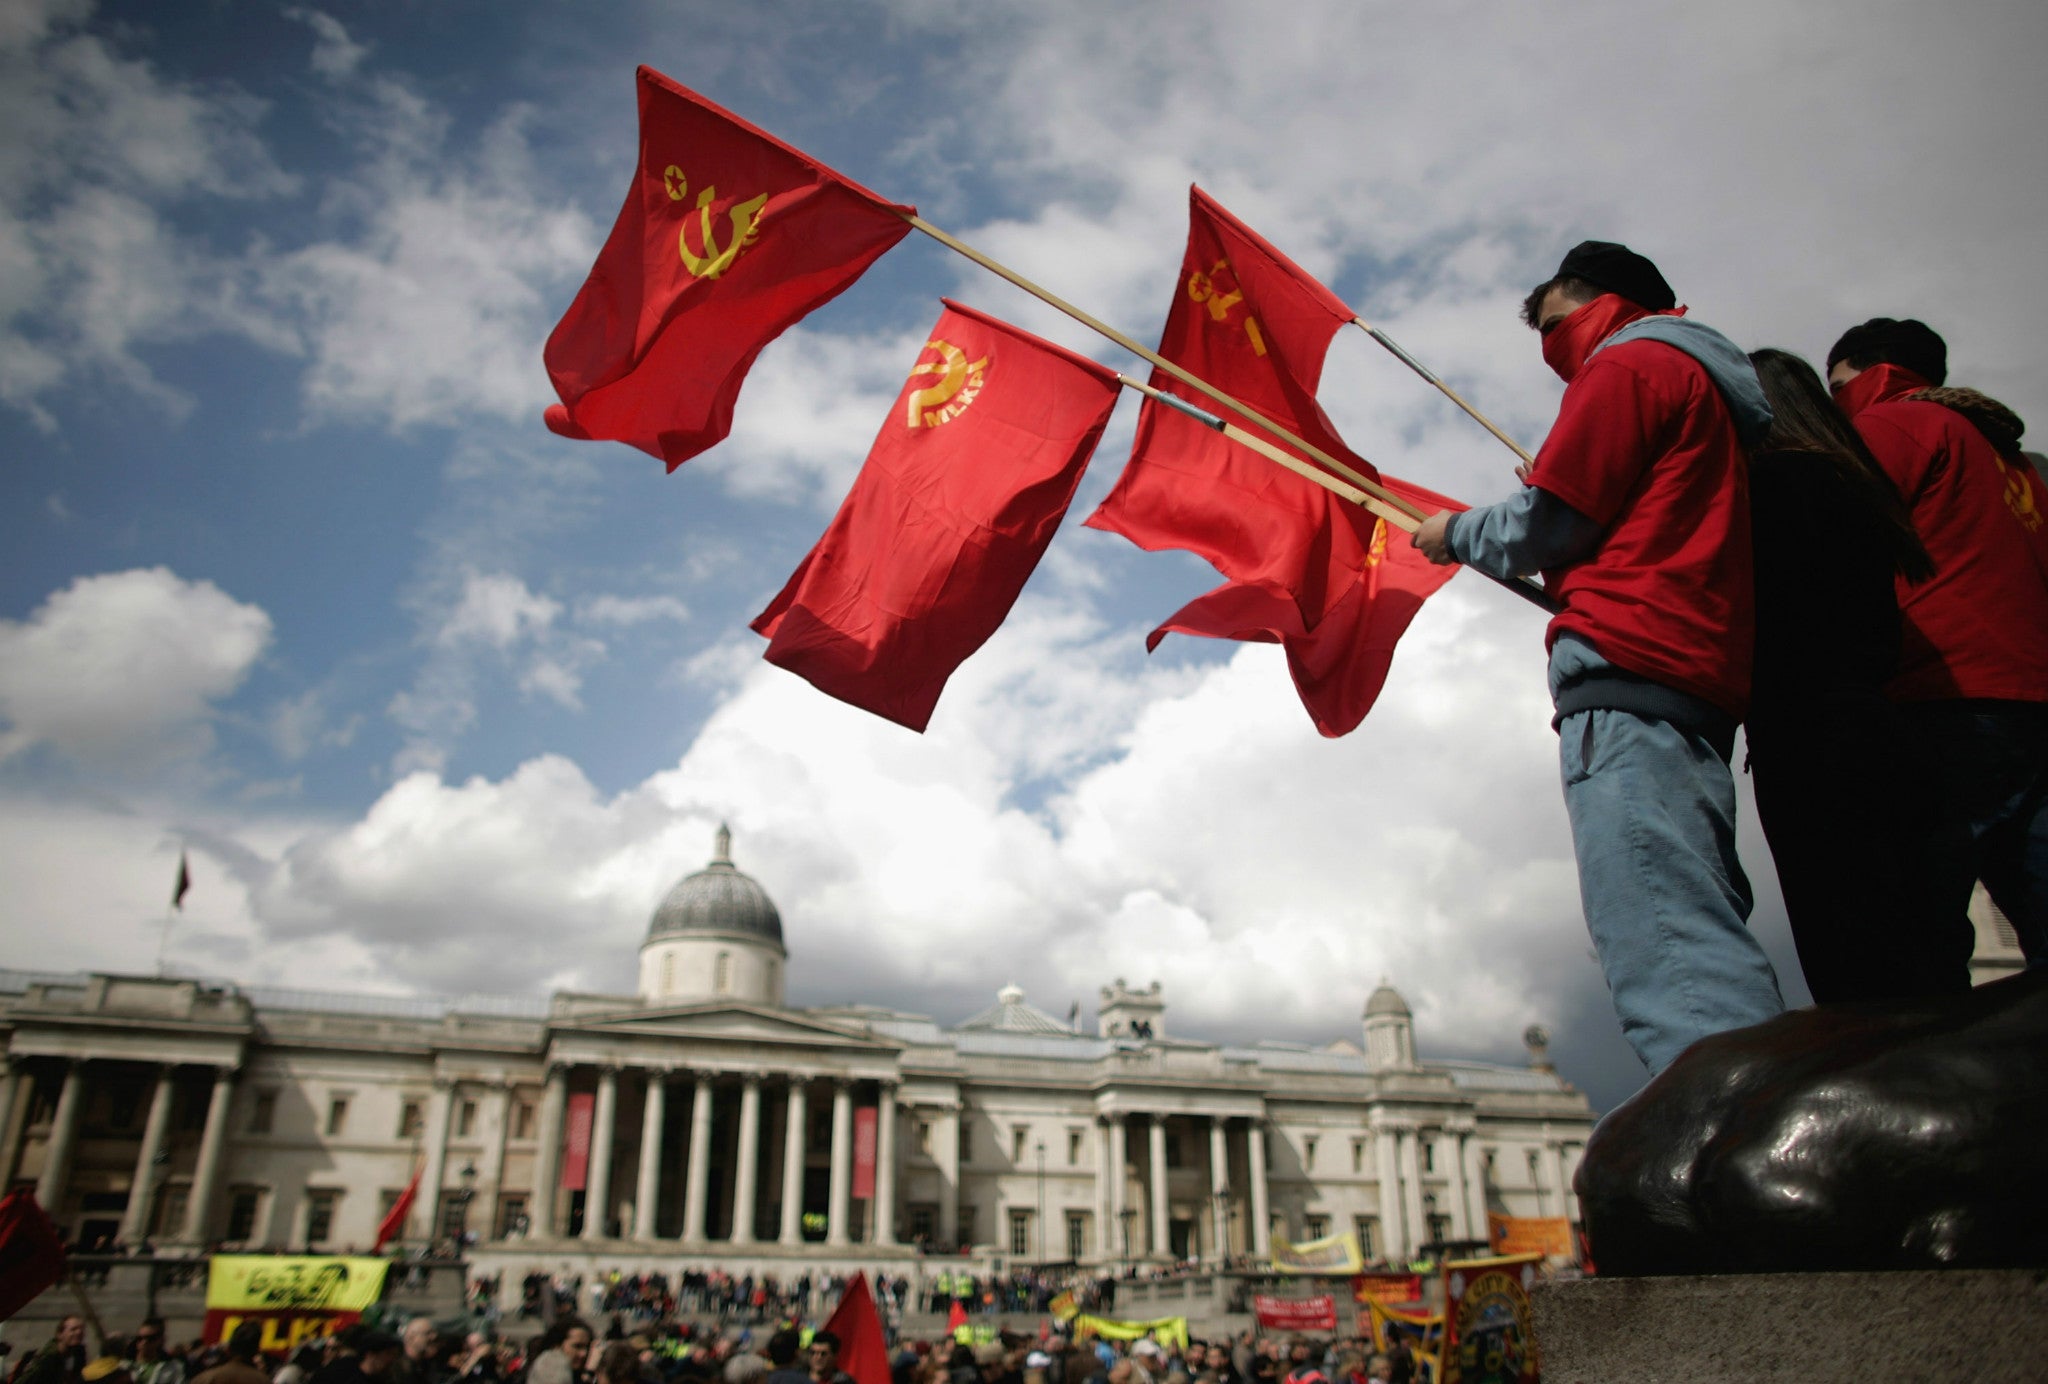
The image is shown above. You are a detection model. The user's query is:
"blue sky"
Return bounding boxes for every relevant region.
[4,0,2044,1115]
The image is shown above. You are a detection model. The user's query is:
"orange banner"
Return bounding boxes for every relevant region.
[1486,1212,1574,1260]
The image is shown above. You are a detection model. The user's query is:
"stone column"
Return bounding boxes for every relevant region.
[1373,1123,1406,1262]
[872,1083,898,1245]
[1542,1142,1568,1221]
[730,1075,763,1243]
[1146,1116,1169,1257]
[415,1078,455,1242]
[180,1065,237,1244]
[1397,1126,1427,1254]
[477,1082,512,1240]
[1207,1117,1230,1261]
[682,1074,714,1243]
[0,1057,28,1189]
[119,1065,178,1245]
[531,1065,568,1237]
[634,1071,666,1240]
[1246,1119,1271,1257]
[1106,1115,1127,1257]
[936,1104,960,1246]
[778,1079,808,1244]
[1443,1125,1473,1242]
[1461,1136,1490,1242]
[826,1080,854,1246]
[582,1067,618,1240]
[1094,1117,1113,1258]
[34,1060,86,1216]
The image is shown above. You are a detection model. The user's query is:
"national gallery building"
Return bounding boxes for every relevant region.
[0,830,1600,1274]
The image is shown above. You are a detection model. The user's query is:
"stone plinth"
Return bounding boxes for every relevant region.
[1531,1270,2048,1383]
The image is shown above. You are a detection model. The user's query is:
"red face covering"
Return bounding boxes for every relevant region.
[1830,362,1931,419]
[1540,294,1652,382]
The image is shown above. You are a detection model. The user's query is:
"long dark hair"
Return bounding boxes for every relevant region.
[1747,347,1935,582]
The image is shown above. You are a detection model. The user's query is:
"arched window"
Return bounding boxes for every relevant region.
[765,959,777,995]
[715,951,732,994]
[661,952,674,994]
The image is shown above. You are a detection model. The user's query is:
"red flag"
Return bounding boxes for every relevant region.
[945,1300,969,1337]
[544,67,915,470]
[0,1188,67,1323]
[171,852,191,910]
[372,1162,424,1252]
[1151,474,1463,736]
[1086,186,1456,732]
[1087,184,1371,605]
[821,1272,890,1384]
[752,300,1122,731]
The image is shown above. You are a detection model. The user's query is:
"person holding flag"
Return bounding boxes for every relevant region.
[1413,240,1785,1076]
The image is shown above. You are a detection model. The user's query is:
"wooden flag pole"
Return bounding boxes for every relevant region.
[1352,319,1537,467]
[1116,376,1415,531]
[903,214,1427,523]
[1117,377,1560,614]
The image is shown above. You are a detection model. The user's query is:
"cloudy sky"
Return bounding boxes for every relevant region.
[4,0,2043,1116]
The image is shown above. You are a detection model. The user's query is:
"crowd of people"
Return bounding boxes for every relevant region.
[3,1311,1436,1384]
[1414,242,2048,1073]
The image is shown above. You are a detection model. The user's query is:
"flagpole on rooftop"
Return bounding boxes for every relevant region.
[1119,376,1559,613]
[1352,320,1537,468]
[904,214,1425,519]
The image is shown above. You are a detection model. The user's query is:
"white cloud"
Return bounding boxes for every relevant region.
[438,572,561,649]
[255,22,599,430]
[0,0,295,425]
[0,568,273,765]
[579,594,691,627]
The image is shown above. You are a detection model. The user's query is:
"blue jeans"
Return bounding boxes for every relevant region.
[1559,708,1786,1074]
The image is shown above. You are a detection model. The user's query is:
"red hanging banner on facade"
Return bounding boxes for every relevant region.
[562,1093,595,1191]
[852,1105,878,1199]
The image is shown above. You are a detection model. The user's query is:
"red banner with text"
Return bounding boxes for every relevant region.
[1253,1295,1338,1333]
[1351,1272,1425,1304]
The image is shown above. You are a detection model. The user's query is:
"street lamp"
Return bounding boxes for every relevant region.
[1034,1140,1046,1264]
[448,1160,478,1243]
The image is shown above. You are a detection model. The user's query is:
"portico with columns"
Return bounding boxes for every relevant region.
[1,832,1597,1273]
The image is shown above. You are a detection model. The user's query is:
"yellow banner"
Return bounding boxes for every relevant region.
[1071,1316,1191,1350]
[1270,1230,1364,1275]
[206,1256,390,1313]
[1049,1290,1078,1322]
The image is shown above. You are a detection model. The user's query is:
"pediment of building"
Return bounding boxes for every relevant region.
[548,1001,900,1057]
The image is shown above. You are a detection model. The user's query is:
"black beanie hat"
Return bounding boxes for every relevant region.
[1825,317,1948,386]
[1555,240,1676,311]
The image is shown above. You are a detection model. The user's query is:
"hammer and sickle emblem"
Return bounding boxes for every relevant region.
[1365,517,1388,568]
[904,339,990,428]
[665,166,768,280]
[1186,258,1268,356]
[1994,455,2044,532]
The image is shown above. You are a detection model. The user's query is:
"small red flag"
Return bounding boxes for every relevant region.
[1088,186,1457,733]
[372,1162,424,1252]
[1151,473,1464,736]
[752,300,1122,730]
[821,1272,890,1384]
[945,1299,969,1337]
[171,852,191,911]
[0,1189,67,1323]
[544,67,915,470]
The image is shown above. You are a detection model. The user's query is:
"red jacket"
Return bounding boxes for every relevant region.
[1845,372,2048,703]
[1529,339,1755,717]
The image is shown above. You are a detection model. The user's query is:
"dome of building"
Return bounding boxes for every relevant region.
[647,825,785,948]
[1364,981,1412,1018]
